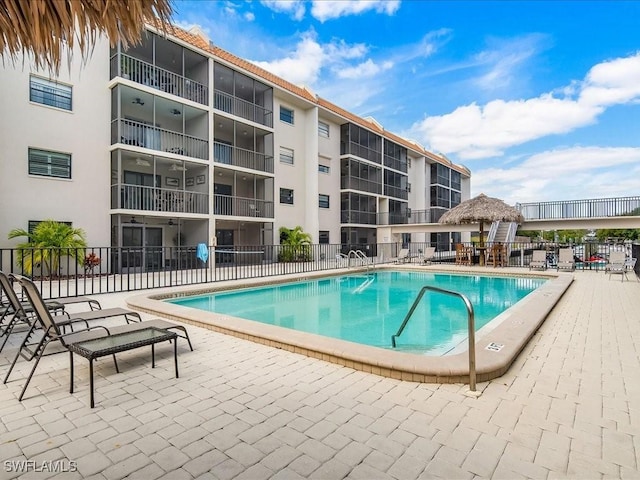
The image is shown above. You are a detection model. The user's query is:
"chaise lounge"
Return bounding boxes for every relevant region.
[4,274,193,403]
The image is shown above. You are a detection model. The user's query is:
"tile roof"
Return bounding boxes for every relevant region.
[164,24,470,177]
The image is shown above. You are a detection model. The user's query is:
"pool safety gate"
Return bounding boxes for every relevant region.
[391,285,477,391]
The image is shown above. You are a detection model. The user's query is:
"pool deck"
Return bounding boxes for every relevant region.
[1,267,639,478]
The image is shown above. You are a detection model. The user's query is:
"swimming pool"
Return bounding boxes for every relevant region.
[167,271,546,355]
[130,266,573,384]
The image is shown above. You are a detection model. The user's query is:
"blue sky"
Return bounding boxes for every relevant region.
[172,0,640,205]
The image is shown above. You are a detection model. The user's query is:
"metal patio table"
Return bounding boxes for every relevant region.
[68,327,178,408]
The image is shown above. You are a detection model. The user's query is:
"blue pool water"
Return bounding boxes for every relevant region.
[168,271,546,355]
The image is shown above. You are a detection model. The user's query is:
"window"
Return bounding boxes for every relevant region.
[318,121,330,138]
[280,106,294,124]
[318,164,330,174]
[29,76,72,110]
[319,231,330,244]
[28,148,71,178]
[279,146,294,165]
[28,220,72,234]
[319,194,330,209]
[280,188,294,205]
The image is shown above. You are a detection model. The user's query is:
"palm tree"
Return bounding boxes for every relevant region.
[8,220,88,276]
[279,226,312,262]
[0,0,173,74]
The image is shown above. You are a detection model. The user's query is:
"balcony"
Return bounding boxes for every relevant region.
[213,142,274,173]
[213,194,274,218]
[384,185,409,200]
[341,210,378,225]
[112,184,209,214]
[377,208,448,225]
[112,54,208,105]
[214,90,273,128]
[341,176,382,195]
[112,118,209,160]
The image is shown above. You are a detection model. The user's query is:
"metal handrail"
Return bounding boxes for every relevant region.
[391,285,476,391]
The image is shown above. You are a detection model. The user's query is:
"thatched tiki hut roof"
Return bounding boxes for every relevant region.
[439,193,524,248]
[0,0,174,73]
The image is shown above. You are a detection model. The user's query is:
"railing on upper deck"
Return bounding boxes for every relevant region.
[213,90,273,128]
[516,196,640,220]
[112,54,209,105]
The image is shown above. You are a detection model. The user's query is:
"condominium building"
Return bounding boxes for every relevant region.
[0,25,470,271]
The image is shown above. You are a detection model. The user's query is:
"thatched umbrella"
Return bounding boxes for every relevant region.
[439,193,524,264]
[0,0,173,74]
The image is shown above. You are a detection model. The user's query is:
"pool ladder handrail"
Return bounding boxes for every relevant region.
[347,249,373,270]
[391,285,477,392]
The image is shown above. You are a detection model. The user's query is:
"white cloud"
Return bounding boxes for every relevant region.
[249,32,377,87]
[411,52,640,160]
[310,0,400,22]
[245,12,256,21]
[471,146,640,204]
[260,0,306,20]
[250,33,326,85]
[337,59,393,79]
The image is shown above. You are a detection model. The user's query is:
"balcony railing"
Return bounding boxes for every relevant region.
[377,207,449,225]
[517,196,640,220]
[213,142,274,173]
[214,90,273,127]
[383,155,408,173]
[213,194,274,218]
[341,142,382,164]
[112,118,209,160]
[384,185,408,200]
[341,177,382,195]
[112,184,209,214]
[341,210,378,225]
[112,54,208,105]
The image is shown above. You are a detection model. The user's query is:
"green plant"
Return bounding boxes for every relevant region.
[8,220,88,276]
[278,226,312,262]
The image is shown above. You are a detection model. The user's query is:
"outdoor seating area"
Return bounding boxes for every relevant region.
[0,273,192,407]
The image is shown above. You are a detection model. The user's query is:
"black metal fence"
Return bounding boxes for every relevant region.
[1,241,637,300]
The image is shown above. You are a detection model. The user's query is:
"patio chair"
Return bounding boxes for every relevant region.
[557,248,576,272]
[421,247,436,265]
[4,274,193,401]
[455,244,471,266]
[606,251,627,281]
[487,243,507,267]
[529,250,547,270]
[394,248,410,264]
[625,257,638,281]
[0,271,68,353]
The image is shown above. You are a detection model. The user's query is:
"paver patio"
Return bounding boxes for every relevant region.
[0,269,638,479]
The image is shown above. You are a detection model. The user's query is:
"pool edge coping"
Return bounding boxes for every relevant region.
[125,266,574,385]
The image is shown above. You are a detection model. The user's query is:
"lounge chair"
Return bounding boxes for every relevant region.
[421,247,436,265]
[0,271,68,352]
[625,257,638,281]
[529,250,547,270]
[557,248,576,272]
[0,270,142,354]
[394,248,410,264]
[606,251,627,281]
[4,274,193,401]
